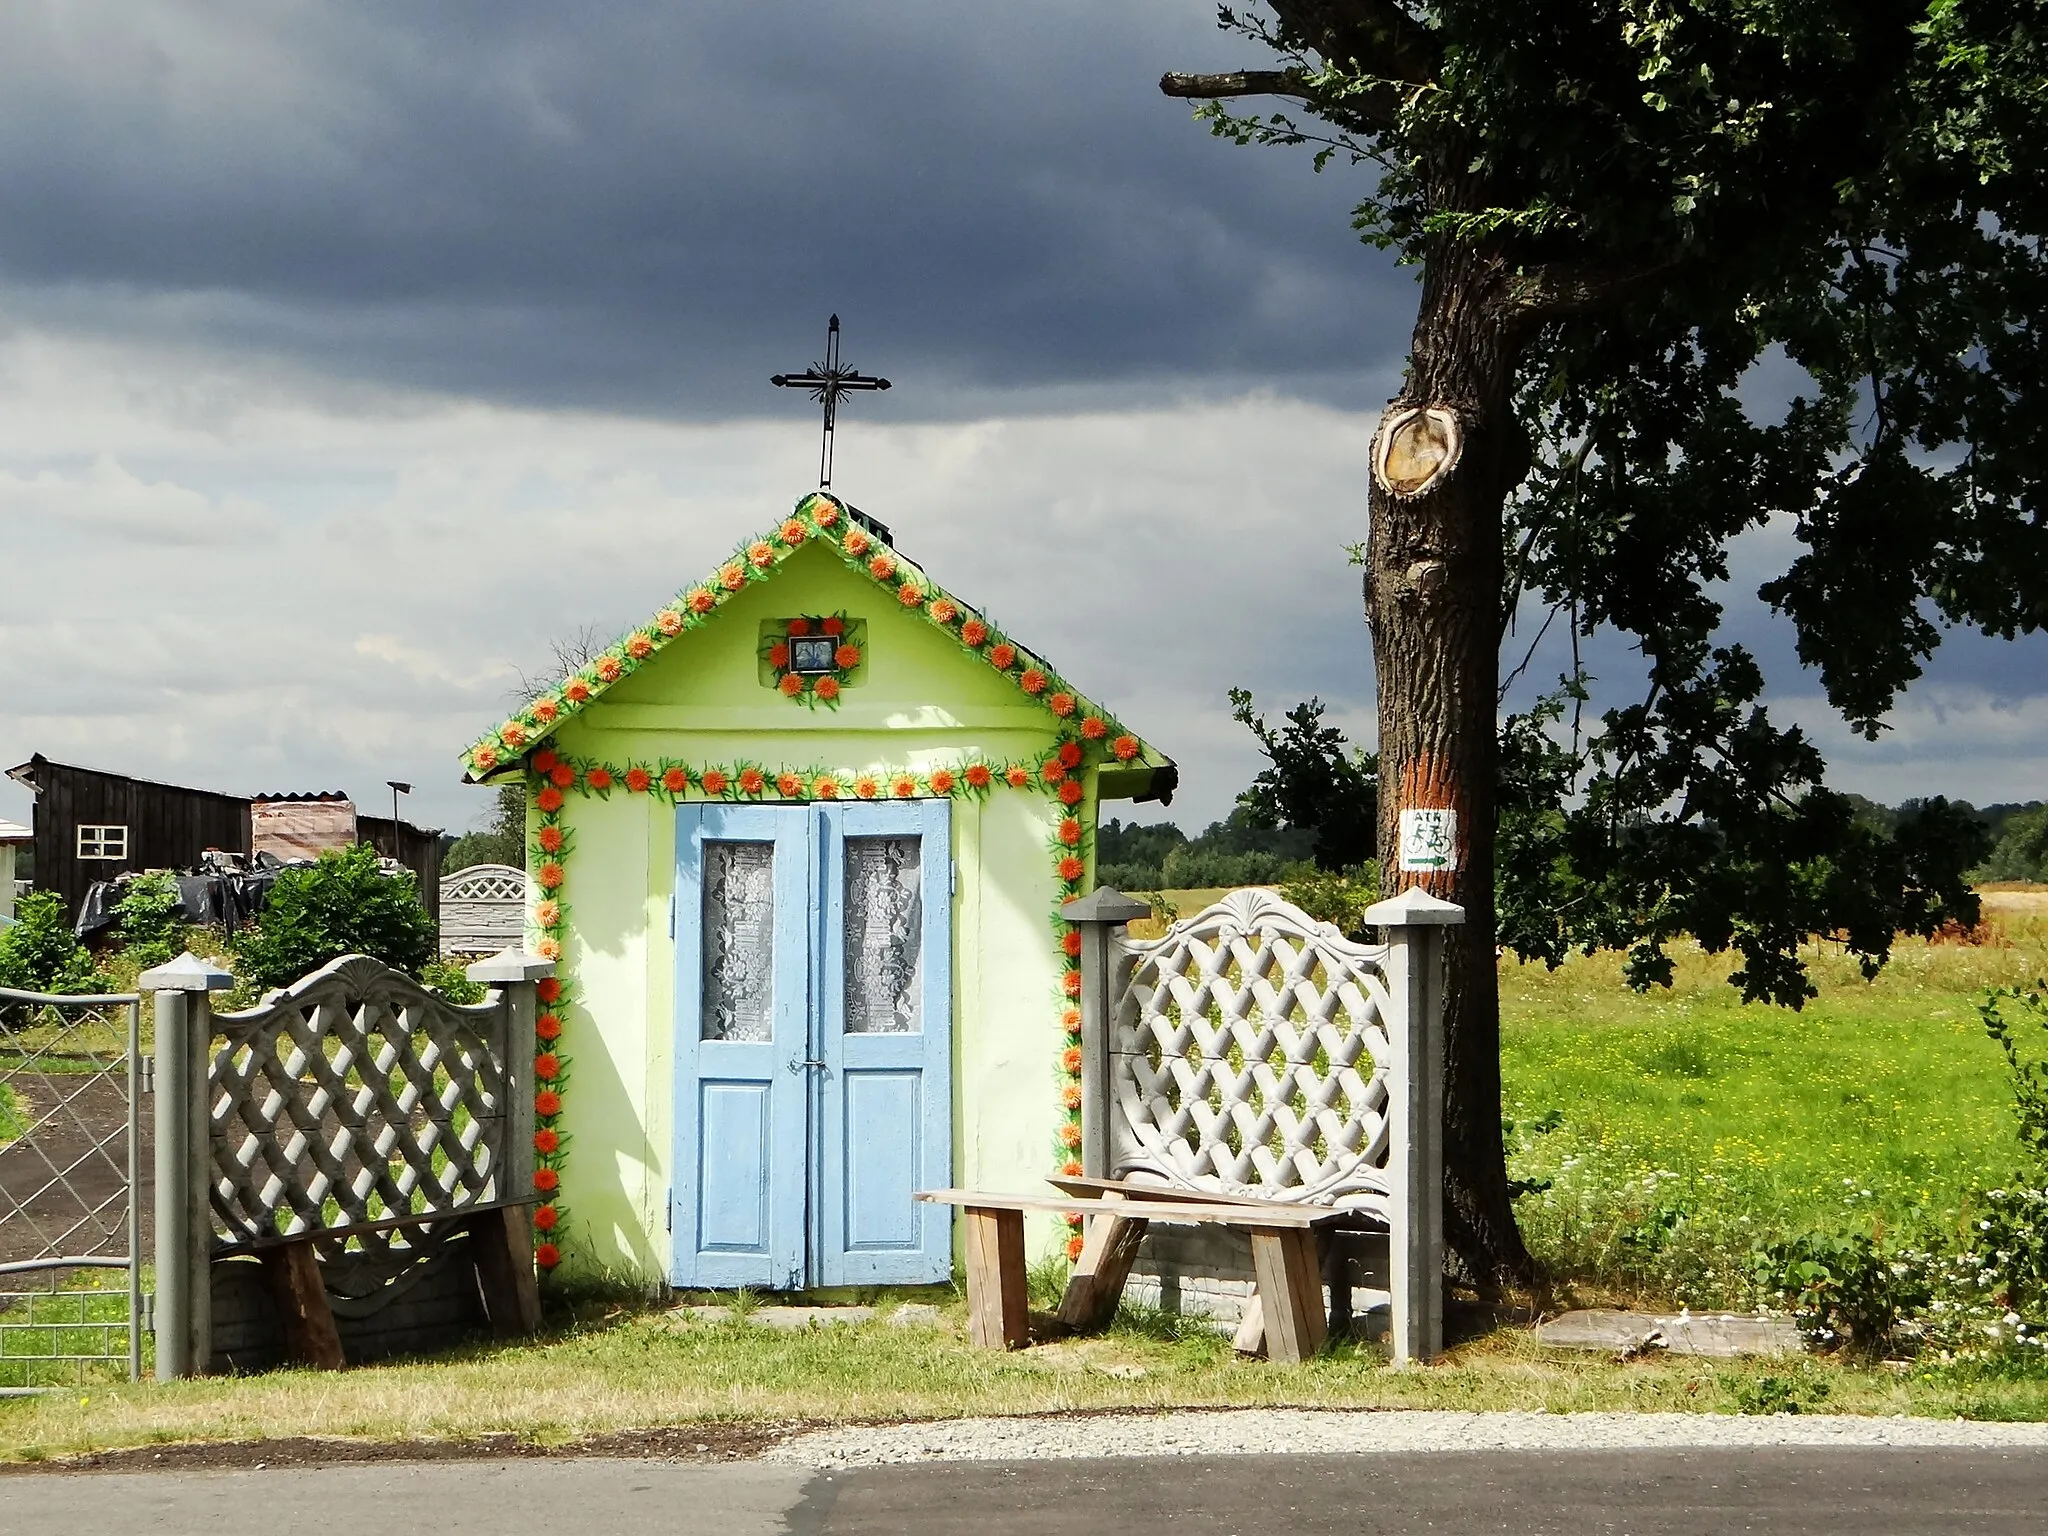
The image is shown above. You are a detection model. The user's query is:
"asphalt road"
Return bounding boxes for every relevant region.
[1,1449,2042,1535]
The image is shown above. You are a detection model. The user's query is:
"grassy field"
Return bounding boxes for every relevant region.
[1502,893,2048,1306]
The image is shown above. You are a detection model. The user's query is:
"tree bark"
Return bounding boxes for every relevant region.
[1367,240,1534,1286]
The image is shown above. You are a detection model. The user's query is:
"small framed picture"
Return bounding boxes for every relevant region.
[789,635,838,674]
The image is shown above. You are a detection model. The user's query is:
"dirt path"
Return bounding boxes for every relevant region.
[0,1071,149,1268]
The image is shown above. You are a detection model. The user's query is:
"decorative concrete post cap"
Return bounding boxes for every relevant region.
[466,947,557,984]
[1361,887,1467,927]
[1060,888,1154,925]
[137,951,236,991]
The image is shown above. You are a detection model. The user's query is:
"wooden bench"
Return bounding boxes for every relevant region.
[915,1184,1347,1363]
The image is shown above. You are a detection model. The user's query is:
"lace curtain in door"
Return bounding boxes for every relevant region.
[844,836,923,1033]
[702,841,776,1042]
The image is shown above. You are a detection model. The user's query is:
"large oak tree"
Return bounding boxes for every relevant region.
[1166,2,2048,1280]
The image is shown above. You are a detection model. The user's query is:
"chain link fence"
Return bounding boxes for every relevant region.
[0,985,143,1391]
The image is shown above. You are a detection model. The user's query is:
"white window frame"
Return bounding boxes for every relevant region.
[77,825,129,861]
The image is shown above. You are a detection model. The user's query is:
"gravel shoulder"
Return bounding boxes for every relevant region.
[768,1407,2048,1466]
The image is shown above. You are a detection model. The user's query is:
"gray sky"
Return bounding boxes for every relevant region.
[2,1,2042,841]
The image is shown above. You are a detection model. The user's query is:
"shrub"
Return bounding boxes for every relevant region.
[1280,865,1380,937]
[111,872,182,971]
[1750,1230,1930,1354]
[1981,980,2048,1163]
[235,843,438,989]
[419,958,486,1004]
[1727,1367,1831,1415]
[0,892,100,994]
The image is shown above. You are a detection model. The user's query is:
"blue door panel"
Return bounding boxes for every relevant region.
[674,798,953,1291]
[671,804,811,1290]
[697,1080,772,1252]
[817,798,954,1286]
[840,1069,923,1252]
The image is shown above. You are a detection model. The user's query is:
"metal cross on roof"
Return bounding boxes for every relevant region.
[771,315,891,489]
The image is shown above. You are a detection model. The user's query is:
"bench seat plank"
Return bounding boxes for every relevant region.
[914,1188,1332,1229]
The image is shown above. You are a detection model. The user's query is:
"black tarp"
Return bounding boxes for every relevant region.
[75,865,287,940]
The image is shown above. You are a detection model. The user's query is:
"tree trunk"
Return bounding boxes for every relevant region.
[1367,243,1534,1286]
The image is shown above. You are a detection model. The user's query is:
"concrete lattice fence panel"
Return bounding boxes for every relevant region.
[1109,888,1397,1219]
[438,864,528,956]
[143,946,548,1377]
[207,954,517,1252]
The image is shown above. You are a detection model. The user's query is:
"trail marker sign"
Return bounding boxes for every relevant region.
[1398,808,1457,873]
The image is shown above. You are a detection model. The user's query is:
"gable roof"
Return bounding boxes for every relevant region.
[460,491,1175,798]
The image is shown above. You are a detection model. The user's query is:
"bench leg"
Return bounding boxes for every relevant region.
[1232,1293,1266,1357]
[259,1241,346,1371]
[1057,1212,1148,1332]
[1323,1229,1353,1340]
[1250,1227,1327,1365]
[964,1207,1029,1349]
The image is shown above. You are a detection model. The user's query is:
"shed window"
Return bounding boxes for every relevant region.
[77,825,128,861]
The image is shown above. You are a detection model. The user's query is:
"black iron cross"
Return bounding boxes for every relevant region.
[772,315,891,489]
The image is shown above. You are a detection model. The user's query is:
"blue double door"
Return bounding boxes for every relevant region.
[671,799,953,1290]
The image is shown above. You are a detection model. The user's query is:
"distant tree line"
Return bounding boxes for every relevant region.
[1841,794,2048,885]
[1098,809,1321,893]
[444,785,525,873]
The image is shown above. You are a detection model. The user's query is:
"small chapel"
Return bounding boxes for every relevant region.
[461,490,1174,1290]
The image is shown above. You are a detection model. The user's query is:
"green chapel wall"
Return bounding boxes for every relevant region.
[532,538,1094,1285]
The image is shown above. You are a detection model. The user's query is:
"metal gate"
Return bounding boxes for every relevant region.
[0,985,143,1391]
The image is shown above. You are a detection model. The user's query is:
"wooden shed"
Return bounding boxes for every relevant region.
[5,757,252,921]
[460,491,1175,1290]
[3,757,444,923]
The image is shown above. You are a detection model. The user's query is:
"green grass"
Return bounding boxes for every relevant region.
[2,1296,2045,1461]
[0,1272,137,1392]
[1500,898,2048,1305]
[0,1082,21,1146]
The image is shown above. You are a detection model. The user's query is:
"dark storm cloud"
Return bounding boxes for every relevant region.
[0,1,1411,417]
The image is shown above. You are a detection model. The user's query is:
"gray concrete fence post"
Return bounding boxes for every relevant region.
[1361,887,1464,1366]
[1060,888,1152,1180]
[466,948,556,1202]
[139,951,233,1380]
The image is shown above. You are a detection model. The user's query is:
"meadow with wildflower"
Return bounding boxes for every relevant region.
[1500,893,2048,1355]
